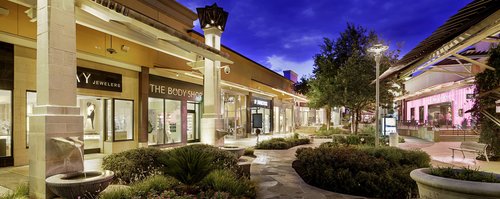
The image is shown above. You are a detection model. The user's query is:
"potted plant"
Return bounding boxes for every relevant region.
[410,167,500,199]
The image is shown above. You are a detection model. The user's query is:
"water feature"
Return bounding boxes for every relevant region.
[46,137,114,198]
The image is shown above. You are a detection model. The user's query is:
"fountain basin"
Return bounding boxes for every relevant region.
[46,170,114,199]
[221,146,245,158]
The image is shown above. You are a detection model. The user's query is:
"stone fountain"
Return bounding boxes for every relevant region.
[45,137,114,199]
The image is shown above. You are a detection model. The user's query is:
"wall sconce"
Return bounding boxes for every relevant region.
[121,45,129,52]
[0,7,10,16]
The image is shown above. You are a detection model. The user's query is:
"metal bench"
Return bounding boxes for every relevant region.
[449,142,489,162]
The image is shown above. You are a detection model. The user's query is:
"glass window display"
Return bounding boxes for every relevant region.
[77,96,105,151]
[26,91,36,148]
[0,90,12,157]
[187,102,200,142]
[147,98,181,145]
[114,99,134,141]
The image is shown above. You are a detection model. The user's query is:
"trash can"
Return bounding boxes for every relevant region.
[389,133,398,147]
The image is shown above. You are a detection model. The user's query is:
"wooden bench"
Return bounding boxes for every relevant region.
[449,142,489,162]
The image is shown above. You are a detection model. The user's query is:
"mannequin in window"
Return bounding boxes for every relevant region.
[86,102,96,130]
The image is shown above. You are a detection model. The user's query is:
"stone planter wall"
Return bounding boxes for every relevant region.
[410,168,500,199]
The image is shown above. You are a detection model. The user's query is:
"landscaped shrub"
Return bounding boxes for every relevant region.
[201,169,256,198]
[315,127,346,136]
[184,144,240,174]
[293,146,431,199]
[244,147,255,157]
[102,147,164,184]
[255,137,310,149]
[99,188,131,199]
[430,167,500,183]
[159,146,215,187]
[0,183,28,199]
[130,175,180,198]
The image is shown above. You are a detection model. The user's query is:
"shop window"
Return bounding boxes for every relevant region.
[26,91,36,148]
[27,92,133,143]
[187,102,200,142]
[113,99,134,141]
[0,90,12,157]
[419,106,424,123]
[410,108,415,121]
[147,98,181,145]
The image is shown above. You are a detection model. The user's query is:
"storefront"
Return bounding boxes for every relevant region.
[250,97,272,134]
[0,42,13,166]
[222,91,247,139]
[273,100,293,133]
[26,66,136,154]
[405,86,475,127]
[148,75,203,146]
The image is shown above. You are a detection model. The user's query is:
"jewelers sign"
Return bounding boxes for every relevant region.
[76,67,122,92]
[149,75,203,101]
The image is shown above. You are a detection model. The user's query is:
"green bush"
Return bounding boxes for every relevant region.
[102,147,164,184]
[430,167,500,183]
[244,147,255,157]
[184,144,240,174]
[315,127,346,136]
[293,146,430,199]
[130,175,180,198]
[256,137,310,149]
[201,170,256,198]
[0,183,28,199]
[99,188,131,199]
[159,146,214,186]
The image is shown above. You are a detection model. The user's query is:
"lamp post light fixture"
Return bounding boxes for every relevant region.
[368,44,388,147]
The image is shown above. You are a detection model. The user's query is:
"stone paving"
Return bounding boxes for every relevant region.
[1,134,500,198]
[251,139,366,199]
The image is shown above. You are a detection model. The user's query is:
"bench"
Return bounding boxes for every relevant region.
[449,142,489,162]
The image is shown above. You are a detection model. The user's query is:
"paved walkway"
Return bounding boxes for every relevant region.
[251,139,366,199]
[397,136,500,173]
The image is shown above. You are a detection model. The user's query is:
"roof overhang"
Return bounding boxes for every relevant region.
[379,8,500,82]
[395,77,475,101]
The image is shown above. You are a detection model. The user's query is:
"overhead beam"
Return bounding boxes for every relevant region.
[75,7,198,62]
[401,10,500,77]
[453,53,495,70]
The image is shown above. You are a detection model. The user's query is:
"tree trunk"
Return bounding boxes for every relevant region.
[325,105,331,130]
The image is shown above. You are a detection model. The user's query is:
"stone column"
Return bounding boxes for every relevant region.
[200,27,224,146]
[30,0,83,198]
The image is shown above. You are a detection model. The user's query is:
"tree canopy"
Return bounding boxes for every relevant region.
[306,23,400,133]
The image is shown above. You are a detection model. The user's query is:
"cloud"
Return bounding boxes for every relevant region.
[265,55,314,79]
[302,8,315,17]
[282,35,324,49]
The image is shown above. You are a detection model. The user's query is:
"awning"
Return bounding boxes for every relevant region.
[75,0,232,64]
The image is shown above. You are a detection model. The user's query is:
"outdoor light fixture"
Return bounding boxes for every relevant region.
[196,3,229,32]
[368,44,388,147]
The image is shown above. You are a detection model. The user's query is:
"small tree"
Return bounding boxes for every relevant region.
[473,44,500,156]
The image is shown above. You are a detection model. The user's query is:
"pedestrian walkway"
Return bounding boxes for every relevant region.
[251,139,366,199]
[397,136,500,173]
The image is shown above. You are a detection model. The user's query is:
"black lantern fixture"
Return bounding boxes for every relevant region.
[196,3,229,31]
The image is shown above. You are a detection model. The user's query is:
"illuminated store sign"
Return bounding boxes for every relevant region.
[251,97,271,108]
[149,75,203,101]
[76,67,122,92]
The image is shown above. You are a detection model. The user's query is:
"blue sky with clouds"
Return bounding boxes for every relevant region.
[178,0,471,79]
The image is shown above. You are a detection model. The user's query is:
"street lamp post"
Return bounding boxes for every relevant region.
[368,44,388,147]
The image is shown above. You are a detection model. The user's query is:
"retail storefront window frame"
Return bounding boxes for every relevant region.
[109,98,134,142]
[0,89,13,159]
[25,90,36,148]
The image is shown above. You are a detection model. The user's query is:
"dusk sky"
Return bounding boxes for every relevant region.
[178,0,472,79]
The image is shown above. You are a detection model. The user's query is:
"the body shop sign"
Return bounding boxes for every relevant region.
[149,75,203,101]
[76,67,122,92]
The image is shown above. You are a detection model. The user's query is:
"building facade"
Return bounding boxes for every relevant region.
[0,0,306,168]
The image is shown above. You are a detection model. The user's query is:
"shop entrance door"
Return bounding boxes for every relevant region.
[0,90,13,167]
[187,111,197,142]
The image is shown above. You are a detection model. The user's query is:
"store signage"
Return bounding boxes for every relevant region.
[76,67,122,92]
[149,75,203,101]
[251,97,271,108]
